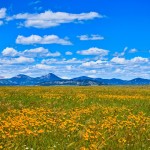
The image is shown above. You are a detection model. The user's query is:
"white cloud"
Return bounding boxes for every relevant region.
[111,56,149,65]
[77,47,109,56]
[0,8,6,19]
[0,8,7,26]
[23,47,60,57]
[85,70,97,74]
[20,67,30,73]
[35,64,53,70]
[111,57,127,64]
[23,47,48,57]
[130,57,148,63]
[16,35,72,45]
[66,65,73,70]
[65,51,73,55]
[2,47,18,57]
[8,10,102,28]
[14,56,34,64]
[1,47,61,58]
[114,68,125,73]
[42,58,83,65]
[114,47,138,56]
[77,34,104,41]
[24,47,48,54]
[0,56,34,65]
[81,60,104,67]
[47,52,61,57]
[0,55,150,79]
[129,48,137,53]
[113,47,128,57]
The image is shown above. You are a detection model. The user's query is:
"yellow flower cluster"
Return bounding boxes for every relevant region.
[0,86,149,149]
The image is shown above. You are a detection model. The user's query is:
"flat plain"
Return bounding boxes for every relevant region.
[0,86,150,150]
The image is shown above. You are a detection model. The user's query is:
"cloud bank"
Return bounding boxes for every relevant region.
[8,10,102,28]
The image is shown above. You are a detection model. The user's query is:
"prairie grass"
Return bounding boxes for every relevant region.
[0,86,150,149]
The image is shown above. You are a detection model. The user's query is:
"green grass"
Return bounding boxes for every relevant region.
[0,86,150,149]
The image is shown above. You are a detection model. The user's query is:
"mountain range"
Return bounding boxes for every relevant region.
[0,73,150,86]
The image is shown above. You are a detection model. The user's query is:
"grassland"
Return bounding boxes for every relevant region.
[0,86,150,150]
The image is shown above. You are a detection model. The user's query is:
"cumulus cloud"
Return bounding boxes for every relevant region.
[130,57,149,63]
[0,8,7,25]
[16,35,72,45]
[0,56,34,65]
[81,60,104,67]
[2,47,18,57]
[42,58,83,65]
[77,47,109,56]
[24,47,48,54]
[111,57,127,65]
[14,56,34,64]
[35,64,53,70]
[111,56,149,65]
[114,47,139,56]
[8,10,102,28]
[1,47,61,58]
[46,52,61,57]
[23,47,61,57]
[0,55,150,79]
[65,51,73,55]
[77,34,104,41]
[0,8,6,19]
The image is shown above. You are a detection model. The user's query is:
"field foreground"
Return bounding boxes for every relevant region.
[0,86,150,150]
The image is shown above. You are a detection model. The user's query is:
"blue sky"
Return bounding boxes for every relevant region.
[0,0,150,79]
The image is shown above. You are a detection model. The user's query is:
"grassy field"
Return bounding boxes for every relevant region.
[0,86,150,150]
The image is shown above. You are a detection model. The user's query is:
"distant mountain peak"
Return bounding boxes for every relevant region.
[10,74,30,79]
[0,73,149,86]
[36,73,62,82]
[45,73,57,77]
[48,73,55,75]
[15,74,30,78]
[0,76,5,79]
